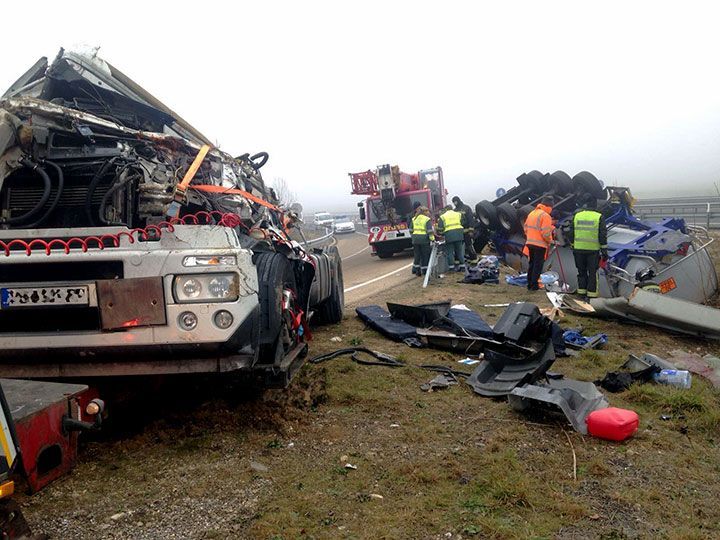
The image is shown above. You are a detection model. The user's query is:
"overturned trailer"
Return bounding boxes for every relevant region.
[0,49,343,383]
[481,171,718,304]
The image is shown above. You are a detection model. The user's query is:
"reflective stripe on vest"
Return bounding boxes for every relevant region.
[441,210,463,232]
[573,210,601,250]
[525,209,552,248]
[412,214,431,236]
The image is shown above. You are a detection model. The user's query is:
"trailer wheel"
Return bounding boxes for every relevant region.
[573,171,604,199]
[315,247,344,324]
[548,170,573,195]
[255,252,300,363]
[497,202,520,232]
[518,204,534,224]
[517,170,544,194]
[376,250,393,259]
[475,200,498,228]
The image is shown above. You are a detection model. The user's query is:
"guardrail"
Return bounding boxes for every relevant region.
[634,196,720,229]
[302,227,334,246]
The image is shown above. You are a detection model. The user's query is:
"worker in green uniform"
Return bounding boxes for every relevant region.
[409,206,434,275]
[569,195,608,299]
[438,205,466,272]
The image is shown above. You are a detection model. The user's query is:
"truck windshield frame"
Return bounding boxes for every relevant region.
[367,191,431,226]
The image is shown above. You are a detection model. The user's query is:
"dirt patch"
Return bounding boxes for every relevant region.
[19,246,720,539]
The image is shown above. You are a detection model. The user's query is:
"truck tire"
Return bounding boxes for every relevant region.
[475,200,498,228]
[518,204,534,225]
[573,171,604,199]
[548,170,573,195]
[315,247,344,324]
[517,170,544,194]
[377,250,393,259]
[497,202,520,232]
[255,252,300,362]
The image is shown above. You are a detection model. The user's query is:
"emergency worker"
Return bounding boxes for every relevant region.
[409,206,434,275]
[569,196,608,299]
[522,197,554,290]
[452,196,478,262]
[438,205,466,272]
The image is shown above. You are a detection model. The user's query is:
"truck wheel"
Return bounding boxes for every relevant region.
[497,202,520,232]
[573,171,604,199]
[548,170,573,195]
[255,252,301,363]
[377,250,393,259]
[518,204,534,224]
[475,200,498,228]
[517,170,544,194]
[315,247,344,324]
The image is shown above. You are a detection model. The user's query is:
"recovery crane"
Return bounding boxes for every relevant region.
[351,164,446,258]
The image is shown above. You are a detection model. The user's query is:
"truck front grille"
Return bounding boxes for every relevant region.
[0,261,123,283]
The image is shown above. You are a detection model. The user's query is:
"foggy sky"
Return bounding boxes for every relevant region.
[2,1,720,214]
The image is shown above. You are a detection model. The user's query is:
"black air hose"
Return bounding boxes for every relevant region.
[5,158,52,225]
[85,157,118,225]
[23,160,65,228]
[98,171,140,226]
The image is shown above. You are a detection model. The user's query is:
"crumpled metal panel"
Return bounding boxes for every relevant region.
[509,378,609,434]
[591,287,720,340]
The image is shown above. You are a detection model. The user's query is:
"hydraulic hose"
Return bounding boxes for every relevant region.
[23,160,65,228]
[5,158,52,225]
[85,157,118,225]
[98,171,140,226]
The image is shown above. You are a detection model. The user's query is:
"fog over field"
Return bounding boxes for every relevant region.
[3,1,720,216]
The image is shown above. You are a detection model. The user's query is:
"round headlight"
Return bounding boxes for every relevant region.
[178,311,198,331]
[213,310,234,329]
[209,276,231,298]
[182,278,202,298]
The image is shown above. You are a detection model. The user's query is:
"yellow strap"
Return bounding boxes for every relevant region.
[178,144,212,192]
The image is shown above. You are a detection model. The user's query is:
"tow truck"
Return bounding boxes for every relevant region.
[351,164,446,258]
[0,49,343,385]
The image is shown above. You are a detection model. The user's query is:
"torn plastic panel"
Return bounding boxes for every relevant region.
[386,301,451,328]
[509,378,609,434]
[465,339,555,397]
[491,302,543,343]
[355,305,418,341]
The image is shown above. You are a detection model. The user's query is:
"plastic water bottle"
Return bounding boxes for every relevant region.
[653,369,692,389]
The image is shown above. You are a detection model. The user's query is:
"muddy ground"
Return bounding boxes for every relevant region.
[18,238,720,539]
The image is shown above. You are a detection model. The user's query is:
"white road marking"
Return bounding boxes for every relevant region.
[342,245,370,260]
[355,231,369,237]
[344,263,414,293]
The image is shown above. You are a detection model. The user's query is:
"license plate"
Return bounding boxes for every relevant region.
[1,286,89,309]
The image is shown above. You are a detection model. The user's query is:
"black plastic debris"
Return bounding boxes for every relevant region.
[492,302,543,343]
[465,339,555,397]
[445,308,493,338]
[420,372,458,392]
[387,301,451,328]
[355,305,417,341]
[310,347,404,367]
[509,378,609,434]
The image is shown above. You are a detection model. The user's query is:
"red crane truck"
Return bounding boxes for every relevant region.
[351,165,446,258]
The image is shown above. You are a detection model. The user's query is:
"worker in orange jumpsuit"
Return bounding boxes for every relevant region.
[522,198,554,291]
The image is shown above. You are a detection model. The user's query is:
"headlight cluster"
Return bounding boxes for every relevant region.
[173,273,239,303]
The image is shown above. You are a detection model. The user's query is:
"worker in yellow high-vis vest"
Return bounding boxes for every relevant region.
[569,195,608,299]
[438,205,466,272]
[409,206,434,275]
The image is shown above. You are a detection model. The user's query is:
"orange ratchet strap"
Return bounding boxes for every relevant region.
[190,184,281,212]
[178,144,212,191]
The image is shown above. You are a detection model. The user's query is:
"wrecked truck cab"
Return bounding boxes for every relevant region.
[0,49,343,385]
